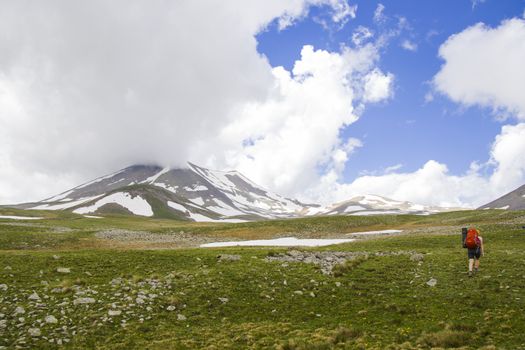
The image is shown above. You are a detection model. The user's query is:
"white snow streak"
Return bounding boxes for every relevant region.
[31,195,104,210]
[167,201,188,213]
[0,215,43,220]
[73,193,153,216]
[201,237,355,248]
[346,229,403,235]
[143,167,170,184]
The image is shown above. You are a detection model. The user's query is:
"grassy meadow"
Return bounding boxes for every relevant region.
[1,208,525,349]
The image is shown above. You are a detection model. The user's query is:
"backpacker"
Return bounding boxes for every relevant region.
[464,228,480,249]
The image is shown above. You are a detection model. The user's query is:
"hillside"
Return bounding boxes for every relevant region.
[1,208,525,348]
[13,163,462,222]
[479,184,525,210]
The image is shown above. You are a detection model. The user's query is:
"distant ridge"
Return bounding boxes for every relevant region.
[14,163,463,221]
[478,184,525,210]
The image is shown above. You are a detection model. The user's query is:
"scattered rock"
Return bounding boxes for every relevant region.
[426,278,437,287]
[135,297,145,305]
[266,250,415,275]
[166,305,176,311]
[45,315,58,324]
[0,284,7,291]
[73,297,96,305]
[0,320,6,329]
[28,328,41,337]
[4,266,12,270]
[28,292,41,301]
[57,267,71,274]
[218,297,229,303]
[14,306,25,315]
[217,254,241,262]
[110,278,122,286]
[108,310,121,316]
[177,314,187,321]
[52,255,60,260]
[293,291,303,295]
[410,253,424,262]
[335,282,342,287]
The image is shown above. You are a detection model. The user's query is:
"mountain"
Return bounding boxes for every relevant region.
[478,184,525,210]
[320,195,459,216]
[16,163,460,221]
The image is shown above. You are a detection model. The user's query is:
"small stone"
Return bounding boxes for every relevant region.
[218,297,229,303]
[14,306,25,315]
[217,254,241,262]
[57,268,70,274]
[410,253,424,262]
[309,292,316,298]
[166,305,176,311]
[108,310,121,316]
[57,339,63,345]
[293,291,303,295]
[177,314,187,321]
[28,292,41,301]
[73,297,96,305]
[0,320,6,328]
[53,255,60,260]
[4,266,12,270]
[0,284,7,291]
[335,282,342,287]
[135,297,145,305]
[426,278,437,287]
[28,328,41,337]
[45,315,58,324]
[110,278,122,286]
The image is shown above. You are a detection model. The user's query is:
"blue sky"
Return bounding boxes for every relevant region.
[257,0,524,182]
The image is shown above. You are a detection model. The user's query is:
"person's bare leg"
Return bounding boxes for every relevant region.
[474,259,480,271]
[468,258,474,275]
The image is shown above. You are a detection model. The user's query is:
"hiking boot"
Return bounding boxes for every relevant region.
[474,267,479,273]
[468,271,473,277]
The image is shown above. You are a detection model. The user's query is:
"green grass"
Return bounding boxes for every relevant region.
[1,208,525,348]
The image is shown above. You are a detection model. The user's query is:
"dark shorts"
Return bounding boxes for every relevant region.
[467,247,481,259]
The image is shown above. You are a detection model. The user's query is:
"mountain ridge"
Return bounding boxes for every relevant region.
[14,163,464,221]
[478,184,525,210]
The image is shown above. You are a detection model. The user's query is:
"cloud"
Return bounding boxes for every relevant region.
[320,17,525,208]
[208,44,392,197]
[362,69,394,102]
[373,3,386,24]
[471,0,486,9]
[352,26,374,46]
[401,39,418,52]
[327,122,525,208]
[0,0,358,204]
[434,18,525,120]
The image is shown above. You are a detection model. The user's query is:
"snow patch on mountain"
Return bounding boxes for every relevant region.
[167,201,188,213]
[32,195,103,210]
[73,193,153,216]
[143,167,170,184]
[201,237,355,248]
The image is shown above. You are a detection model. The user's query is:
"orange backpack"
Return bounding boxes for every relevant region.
[465,228,480,249]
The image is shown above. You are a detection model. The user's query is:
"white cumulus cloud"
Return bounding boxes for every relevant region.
[434,18,525,120]
[0,0,361,204]
[207,44,392,197]
[326,17,525,208]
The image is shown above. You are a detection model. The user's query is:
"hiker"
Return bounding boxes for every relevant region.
[464,226,484,276]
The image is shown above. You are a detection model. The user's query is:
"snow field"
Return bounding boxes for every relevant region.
[201,237,355,248]
[73,193,153,217]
